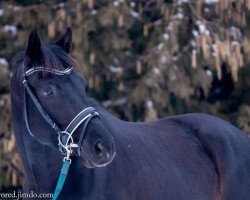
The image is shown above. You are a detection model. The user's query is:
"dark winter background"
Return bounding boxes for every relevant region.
[0,0,250,191]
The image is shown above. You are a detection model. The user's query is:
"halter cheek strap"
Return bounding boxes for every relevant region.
[23,79,62,137]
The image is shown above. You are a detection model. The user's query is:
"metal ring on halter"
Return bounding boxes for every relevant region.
[58,131,75,150]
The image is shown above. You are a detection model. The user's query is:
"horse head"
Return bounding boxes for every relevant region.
[11,28,116,168]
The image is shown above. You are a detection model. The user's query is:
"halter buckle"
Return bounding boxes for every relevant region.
[62,143,72,164]
[63,158,71,164]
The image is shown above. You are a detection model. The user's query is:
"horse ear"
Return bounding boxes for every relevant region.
[26,28,42,62]
[56,27,72,53]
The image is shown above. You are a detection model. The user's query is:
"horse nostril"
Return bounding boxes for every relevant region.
[94,142,104,156]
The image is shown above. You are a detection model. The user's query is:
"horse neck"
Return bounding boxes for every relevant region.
[11,99,38,192]
[13,128,40,192]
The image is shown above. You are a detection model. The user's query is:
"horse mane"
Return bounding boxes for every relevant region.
[12,43,78,78]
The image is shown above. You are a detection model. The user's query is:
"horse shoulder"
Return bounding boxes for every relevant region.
[169,113,250,200]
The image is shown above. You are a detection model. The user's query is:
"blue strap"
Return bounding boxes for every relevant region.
[53,160,71,200]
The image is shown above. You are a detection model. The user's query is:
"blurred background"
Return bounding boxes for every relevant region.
[1,0,250,192]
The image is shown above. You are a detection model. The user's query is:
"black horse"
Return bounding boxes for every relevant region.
[11,28,250,200]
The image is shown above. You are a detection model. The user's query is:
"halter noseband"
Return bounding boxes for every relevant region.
[22,65,99,157]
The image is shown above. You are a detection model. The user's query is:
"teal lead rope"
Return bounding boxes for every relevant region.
[53,159,71,200]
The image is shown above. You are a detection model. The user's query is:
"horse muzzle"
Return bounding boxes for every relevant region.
[78,123,116,168]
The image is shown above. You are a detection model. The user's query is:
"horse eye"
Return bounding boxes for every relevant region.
[42,88,54,97]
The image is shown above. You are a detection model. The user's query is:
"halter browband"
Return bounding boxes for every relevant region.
[22,65,99,156]
[25,67,73,76]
